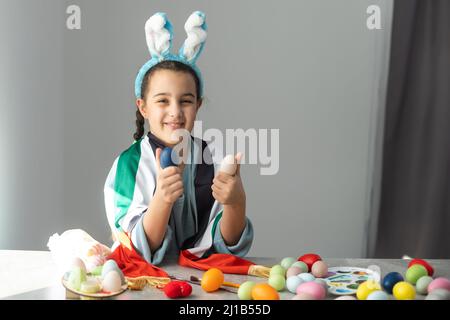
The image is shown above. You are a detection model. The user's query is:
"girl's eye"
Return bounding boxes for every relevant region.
[181,100,193,104]
[157,99,168,104]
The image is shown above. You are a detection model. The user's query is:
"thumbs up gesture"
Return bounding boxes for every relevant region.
[211,153,246,206]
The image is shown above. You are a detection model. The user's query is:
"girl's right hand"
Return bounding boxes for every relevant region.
[154,148,184,204]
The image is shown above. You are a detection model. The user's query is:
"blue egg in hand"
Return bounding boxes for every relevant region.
[160,147,179,169]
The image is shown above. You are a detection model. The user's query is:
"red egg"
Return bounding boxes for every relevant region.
[298,253,322,272]
[408,259,434,277]
[163,281,182,299]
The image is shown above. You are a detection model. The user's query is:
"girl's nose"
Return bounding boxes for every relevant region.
[168,101,182,118]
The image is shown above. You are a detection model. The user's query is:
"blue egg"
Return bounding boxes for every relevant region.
[382,272,404,294]
[286,276,304,293]
[101,260,126,285]
[367,290,389,300]
[160,147,179,169]
[298,273,316,283]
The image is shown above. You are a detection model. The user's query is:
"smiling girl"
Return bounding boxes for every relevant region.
[104,12,253,265]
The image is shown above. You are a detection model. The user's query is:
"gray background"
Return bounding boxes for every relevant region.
[0,0,393,258]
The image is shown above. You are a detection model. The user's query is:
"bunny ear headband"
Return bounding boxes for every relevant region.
[134,11,207,99]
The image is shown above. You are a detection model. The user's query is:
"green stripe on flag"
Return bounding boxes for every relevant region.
[114,140,142,230]
[211,210,223,239]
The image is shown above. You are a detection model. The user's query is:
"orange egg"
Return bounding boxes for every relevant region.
[251,283,280,300]
[201,268,224,292]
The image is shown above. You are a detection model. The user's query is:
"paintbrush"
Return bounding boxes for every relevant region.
[168,274,238,293]
[189,275,241,289]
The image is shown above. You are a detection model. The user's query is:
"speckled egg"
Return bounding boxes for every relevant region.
[311,261,328,278]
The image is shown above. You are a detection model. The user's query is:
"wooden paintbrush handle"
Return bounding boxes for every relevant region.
[222,281,240,288]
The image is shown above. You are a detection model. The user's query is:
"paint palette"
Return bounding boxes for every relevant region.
[324,267,379,295]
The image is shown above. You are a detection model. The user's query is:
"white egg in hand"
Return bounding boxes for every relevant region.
[102,270,122,292]
[219,154,237,175]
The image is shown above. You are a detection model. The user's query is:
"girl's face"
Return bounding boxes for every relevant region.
[136,69,202,147]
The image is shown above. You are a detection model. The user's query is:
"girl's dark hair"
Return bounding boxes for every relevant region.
[133,60,201,141]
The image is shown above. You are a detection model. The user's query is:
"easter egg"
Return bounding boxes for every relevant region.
[311,261,328,278]
[292,292,315,300]
[367,290,389,300]
[268,274,286,291]
[314,278,328,290]
[298,273,315,283]
[298,253,322,272]
[201,268,224,292]
[80,279,101,294]
[67,266,87,291]
[101,260,126,285]
[71,257,86,273]
[286,276,303,293]
[408,258,434,276]
[427,277,450,293]
[382,272,404,294]
[251,283,280,300]
[425,288,450,300]
[296,281,326,300]
[405,264,427,285]
[269,265,286,277]
[238,281,256,300]
[393,281,416,300]
[291,261,309,273]
[286,266,302,278]
[91,265,103,276]
[356,280,381,300]
[280,257,297,270]
[164,281,183,299]
[160,147,179,169]
[335,295,357,300]
[219,155,237,175]
[102,270,122,292]
[416,276,433,295]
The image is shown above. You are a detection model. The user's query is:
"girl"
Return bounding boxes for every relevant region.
[104,11,253,266]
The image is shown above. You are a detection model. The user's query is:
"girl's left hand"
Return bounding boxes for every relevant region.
[211,153,246,206]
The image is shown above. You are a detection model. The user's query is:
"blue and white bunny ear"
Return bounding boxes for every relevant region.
[178,11,207,64]
[144,12,173,59]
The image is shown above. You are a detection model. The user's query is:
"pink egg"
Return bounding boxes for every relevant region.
[311,261,328,278]
[292,292,316,300]
[428,277,450,293]
[286,266,302,278]
[296,281,326,300]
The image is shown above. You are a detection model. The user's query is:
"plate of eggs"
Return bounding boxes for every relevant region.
[62,258,128,300]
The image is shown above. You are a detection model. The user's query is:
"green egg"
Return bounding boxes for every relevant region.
[405,265,427,285]
[67,266,87,291]
[238,281,256,300]
[270,265,286,277]
[280,257,297,270]
[91,265,103,276]
[268,274,286,291]
[416,276,433,295]
[291,261,309,273]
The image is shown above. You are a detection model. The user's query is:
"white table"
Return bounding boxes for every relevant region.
[1,250,449,300]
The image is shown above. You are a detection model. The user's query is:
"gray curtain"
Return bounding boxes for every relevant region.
[374,0,450,259]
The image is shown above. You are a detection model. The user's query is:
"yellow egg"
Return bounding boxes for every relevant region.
[251,283,280,300]
[201,268,224,292]
[393,281,416,300]
[356,280,381,300]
